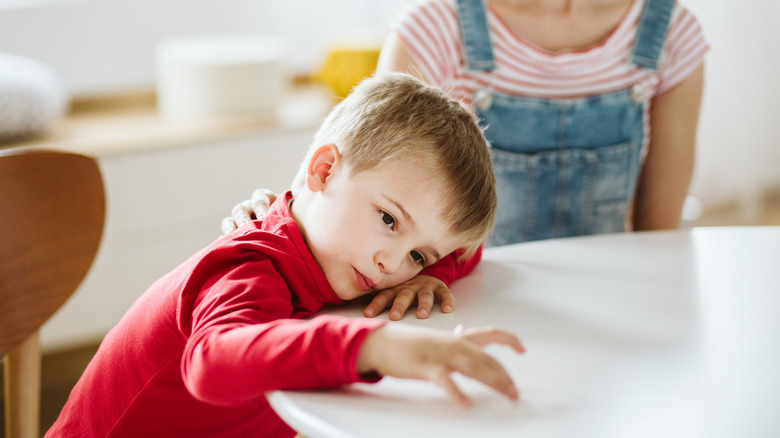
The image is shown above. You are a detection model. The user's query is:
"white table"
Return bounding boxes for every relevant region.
[269,227,780,438]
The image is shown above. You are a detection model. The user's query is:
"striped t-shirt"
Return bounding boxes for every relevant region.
[390,0,709,106]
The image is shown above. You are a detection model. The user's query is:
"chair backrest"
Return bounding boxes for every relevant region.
[0,148,105,437]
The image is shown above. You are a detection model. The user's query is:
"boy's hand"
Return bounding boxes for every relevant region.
[356,324,525,407]
[220,189,277,235]
[364,275,453,320]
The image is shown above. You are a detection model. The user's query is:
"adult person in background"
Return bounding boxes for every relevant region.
[222,0,708,320]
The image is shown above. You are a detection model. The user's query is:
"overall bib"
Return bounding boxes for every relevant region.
[456,0,674,246]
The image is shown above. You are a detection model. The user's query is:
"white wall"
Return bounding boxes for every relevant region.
[0,0,409,96]
[683,0,780,215]
[2,1,778,207]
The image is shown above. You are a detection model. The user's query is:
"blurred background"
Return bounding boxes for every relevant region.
[0,0,404,95]
[1,0,779,433]
[1,0,777,214]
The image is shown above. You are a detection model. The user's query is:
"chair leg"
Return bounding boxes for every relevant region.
[4,331,41,438]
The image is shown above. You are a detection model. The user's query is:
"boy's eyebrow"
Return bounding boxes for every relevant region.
[382,194,416,228]
[382,194,442,262]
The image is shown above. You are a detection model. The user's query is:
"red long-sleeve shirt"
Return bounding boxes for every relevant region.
[47,193,387,437]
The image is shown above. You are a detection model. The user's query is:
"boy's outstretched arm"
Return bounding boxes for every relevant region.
[356,324,524,407]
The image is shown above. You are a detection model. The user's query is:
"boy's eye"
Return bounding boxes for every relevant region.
[410,251,425,266]
[380,211,395,228]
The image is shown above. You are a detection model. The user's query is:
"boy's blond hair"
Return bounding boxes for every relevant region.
[293,72,495,254]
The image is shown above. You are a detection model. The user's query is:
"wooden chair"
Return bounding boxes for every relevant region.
[0,148,105,438]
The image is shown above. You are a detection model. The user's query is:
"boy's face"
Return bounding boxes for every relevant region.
[293,146,463,301]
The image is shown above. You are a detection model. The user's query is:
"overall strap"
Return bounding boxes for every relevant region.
[630,0,675,70]
[456,0,496,71]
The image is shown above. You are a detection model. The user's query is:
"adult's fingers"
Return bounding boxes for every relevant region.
[220,217,238,235]
[249,189,276,219]
[231,200,254,226]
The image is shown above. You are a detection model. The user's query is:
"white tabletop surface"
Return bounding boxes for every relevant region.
[269,227,780,438]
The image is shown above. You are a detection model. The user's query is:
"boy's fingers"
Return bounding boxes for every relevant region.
[388,287,417,321]
[462,328,526,354]
[435,287,455,313]
[429,368,472,408]
[416,289,435,319]
[450,348,519,401]
[363,289,396,317]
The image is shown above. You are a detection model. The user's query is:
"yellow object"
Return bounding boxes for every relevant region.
[317,46,381,98]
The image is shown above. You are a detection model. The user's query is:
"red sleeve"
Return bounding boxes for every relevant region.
[180,259,386,407]
[419,244,483,286]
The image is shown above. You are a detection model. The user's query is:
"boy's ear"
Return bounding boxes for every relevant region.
[305,144,341,192]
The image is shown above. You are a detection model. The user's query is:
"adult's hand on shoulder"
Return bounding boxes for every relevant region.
[220,188,278,235]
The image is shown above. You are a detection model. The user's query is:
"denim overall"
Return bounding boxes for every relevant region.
[456,0,674,246]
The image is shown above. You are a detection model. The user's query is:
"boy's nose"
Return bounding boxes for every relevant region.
[375,249,405,275]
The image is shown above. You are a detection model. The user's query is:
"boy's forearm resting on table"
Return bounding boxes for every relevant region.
[420,245,483,286]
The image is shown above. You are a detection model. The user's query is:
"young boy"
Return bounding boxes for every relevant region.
[47,73,524,437]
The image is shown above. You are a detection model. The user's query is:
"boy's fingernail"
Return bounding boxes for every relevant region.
[419,309,428,317]
[443,305,452,312]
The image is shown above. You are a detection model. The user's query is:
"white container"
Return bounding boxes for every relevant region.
[0,52,69,142]
[155,35,287,121]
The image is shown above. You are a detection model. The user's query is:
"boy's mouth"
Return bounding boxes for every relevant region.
[353,268,376,292]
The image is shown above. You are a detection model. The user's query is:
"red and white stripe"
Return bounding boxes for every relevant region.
[391,0,709,105]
